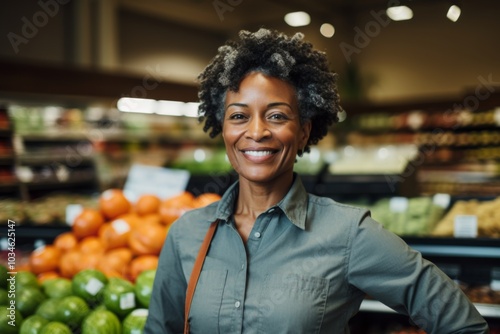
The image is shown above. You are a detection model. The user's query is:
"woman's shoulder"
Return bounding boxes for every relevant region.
[306,193,371,226]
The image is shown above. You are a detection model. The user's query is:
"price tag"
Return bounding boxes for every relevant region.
[124,164,190,202]
[454,215,478,238]
[389,197,409,213]
[66,204,83,226]
[433,193,451,209]
[120,292,136,310]
[85,278,105,296]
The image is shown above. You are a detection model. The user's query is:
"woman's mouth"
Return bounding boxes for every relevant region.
[243,150,275,157]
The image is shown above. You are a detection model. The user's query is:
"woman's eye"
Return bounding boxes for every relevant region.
[228,113,246,120]
[269,113,288,121]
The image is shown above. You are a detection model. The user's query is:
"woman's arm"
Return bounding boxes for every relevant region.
[347,215,489,334]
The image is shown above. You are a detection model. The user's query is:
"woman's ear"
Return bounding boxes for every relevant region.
[300,120,312,148]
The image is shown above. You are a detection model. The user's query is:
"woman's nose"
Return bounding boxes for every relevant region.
[246,117,271,141]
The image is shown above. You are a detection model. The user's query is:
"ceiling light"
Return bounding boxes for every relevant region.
[284,11,311,27]
[320,23,335,38]
[447,4,461,22]
[386,5,413,21]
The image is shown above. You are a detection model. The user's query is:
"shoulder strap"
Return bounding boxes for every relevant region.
[184,220,218,334]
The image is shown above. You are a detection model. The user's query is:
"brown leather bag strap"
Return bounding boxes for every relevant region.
[184,220,218,334]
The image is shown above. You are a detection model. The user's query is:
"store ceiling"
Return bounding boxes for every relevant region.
[118,0,392,35]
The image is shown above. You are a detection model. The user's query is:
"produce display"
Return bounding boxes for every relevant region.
[0,194,98,226]
[432,197,500,237]
[0,188,221,333]
[369,197,446,236]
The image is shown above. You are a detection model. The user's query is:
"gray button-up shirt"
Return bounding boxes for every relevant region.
[145,175,488,333]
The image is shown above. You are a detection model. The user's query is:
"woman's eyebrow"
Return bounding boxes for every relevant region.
[225,103,248,110]
[225,102,293,110]
[267,102,293,109]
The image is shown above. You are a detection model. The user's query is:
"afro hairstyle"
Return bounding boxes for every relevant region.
[197,28,344,154]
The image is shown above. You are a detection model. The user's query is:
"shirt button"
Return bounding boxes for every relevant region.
[235,301,241,308]
[254,232,261,238]
[241,264,245,270]
[268,208,275,213]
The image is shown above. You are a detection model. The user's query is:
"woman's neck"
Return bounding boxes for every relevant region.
[234,173,294,223]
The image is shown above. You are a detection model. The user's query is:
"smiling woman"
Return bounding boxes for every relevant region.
[223,72,311,190]
[144,29,488,334]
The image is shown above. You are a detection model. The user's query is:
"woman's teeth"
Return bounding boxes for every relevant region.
[245,151,273,156]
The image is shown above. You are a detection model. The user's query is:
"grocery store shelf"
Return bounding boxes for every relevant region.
[475,303,500,318]
[17,154,95,166]
[360,300,500,318]
[404,237,500,259]
[18,129,220,145]
[10,224,71,245]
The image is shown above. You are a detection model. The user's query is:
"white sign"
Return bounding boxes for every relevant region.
[389,197,409,213]
[433,193,451,209]
[124,164,190,202]
[454,215,478,238]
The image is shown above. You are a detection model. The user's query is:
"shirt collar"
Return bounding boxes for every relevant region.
[210,173,308,230]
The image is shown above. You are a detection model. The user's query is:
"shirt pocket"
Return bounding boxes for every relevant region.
[189,269,228,334]
[257,273,328,334]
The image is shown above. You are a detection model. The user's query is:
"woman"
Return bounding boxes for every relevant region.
[145,29,488,333]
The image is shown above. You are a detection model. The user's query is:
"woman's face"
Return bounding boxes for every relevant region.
[222,72,311,185]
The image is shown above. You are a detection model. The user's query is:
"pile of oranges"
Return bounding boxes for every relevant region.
[27,189,221,283]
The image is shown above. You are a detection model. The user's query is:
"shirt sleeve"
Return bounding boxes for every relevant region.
[144,224,186,334]
[346,214,489,334]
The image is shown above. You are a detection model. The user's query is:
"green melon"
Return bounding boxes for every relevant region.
[16,287,46,317]
[15,272,39,291]
[39,321,72,334]
[123,308,148,334]
[72,269,108,306]
[81,309,121,334]
[41,278,72,299]
[54,295,89,329]
[35,298,61,321]
[0,305,24,334]
[0,265,7,289]
[103,277,136,318]
[0,288,9,305]
[135,269,156,308]
[19,314,49,334]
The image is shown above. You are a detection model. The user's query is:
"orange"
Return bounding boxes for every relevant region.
[128,255,159,282]
[59,250,81,278]
[78,252,103,271]
[159,191,195,225]
[79,236,105,254]
[106,247,133,264]
[53,232,78,252]
[116,212,141,229]
[193,193,222,208]
[98,219,132,250]
[29,245,61,275]
[128,222,167,256]
[72,208,105,239]
[99,189,132,220]
[141,213,162,225]
[96,248,132,277]
[135,194,161,216]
